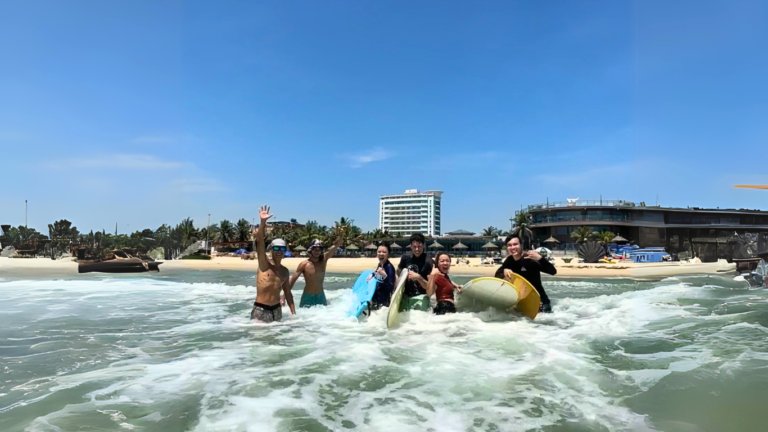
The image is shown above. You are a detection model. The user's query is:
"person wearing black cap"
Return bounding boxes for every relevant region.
[288,235,343,308]
[251,205,295,322]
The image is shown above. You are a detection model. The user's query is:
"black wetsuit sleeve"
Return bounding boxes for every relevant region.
[385,262,396,287]
[494,257,512,279]
[397,255,407,271]
[494,266,504,279]
[537,257,557,276]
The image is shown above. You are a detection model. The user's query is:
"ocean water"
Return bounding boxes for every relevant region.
[1,271,767,432]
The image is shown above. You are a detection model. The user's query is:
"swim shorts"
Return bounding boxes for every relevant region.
[251,302,282,323]
[300,291,328,308]
[400,294,431,312]
[433,301,457,315]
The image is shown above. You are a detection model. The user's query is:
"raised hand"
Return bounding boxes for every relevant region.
[524,250,542,262]
[259,205,273,223]
[334,236,344,248]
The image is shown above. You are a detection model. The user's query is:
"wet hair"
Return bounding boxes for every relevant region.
[409,233,425,244]
[434,251,451,263]
[504,234,521,246]
[377,242,391,253]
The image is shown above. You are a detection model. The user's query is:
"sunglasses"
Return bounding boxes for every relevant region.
[271,246,287,252]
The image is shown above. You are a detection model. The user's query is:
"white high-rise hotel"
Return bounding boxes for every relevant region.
[379,189,442,237]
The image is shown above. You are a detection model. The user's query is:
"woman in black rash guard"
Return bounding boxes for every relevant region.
[494,234,557,313]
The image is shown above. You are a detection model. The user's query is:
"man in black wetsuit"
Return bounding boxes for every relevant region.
[396,233,434,311]
[495,234,556,313]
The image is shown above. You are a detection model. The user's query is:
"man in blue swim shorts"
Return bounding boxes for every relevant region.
[289,236,343,308]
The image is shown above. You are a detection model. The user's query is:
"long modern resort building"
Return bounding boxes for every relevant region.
[520,199,768,262]
[380,189,442,237]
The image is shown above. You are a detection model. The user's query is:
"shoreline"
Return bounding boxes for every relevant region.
[0,256,738,280]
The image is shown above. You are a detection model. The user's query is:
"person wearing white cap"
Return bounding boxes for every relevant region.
[288,235,343,308]
[250,205,295,322]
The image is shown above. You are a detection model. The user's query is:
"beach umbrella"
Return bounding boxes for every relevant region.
[429,241,443,249]
[452,242,468,250]
[293,245,307,251]
[365,243,378,250]
[543,236,560,244]
[390,242,402,249]
[482,242,498,249]
[612,235,628,243]
[346,244,359,250]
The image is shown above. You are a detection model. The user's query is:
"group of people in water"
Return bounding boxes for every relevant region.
[250,205,556,323]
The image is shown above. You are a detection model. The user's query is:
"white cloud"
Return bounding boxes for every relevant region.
[170,177,226,193]
[56,154,186,170]
[342,148,394,168]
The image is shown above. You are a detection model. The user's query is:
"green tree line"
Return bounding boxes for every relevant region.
[2,216,464,258]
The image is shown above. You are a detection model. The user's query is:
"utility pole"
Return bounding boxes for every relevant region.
[25,200,28,228]
[207,213,211,255]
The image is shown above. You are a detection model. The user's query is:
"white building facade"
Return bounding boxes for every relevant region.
[379,189,442,237]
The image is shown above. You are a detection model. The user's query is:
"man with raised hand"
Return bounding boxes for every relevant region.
[288,236,343,308]
[251,205,295,322]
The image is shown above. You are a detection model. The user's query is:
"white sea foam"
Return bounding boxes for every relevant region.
[1,276,766,431]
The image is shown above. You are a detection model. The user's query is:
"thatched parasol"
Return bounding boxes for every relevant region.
[429,242,443,249]
[543,236,560,244]
[293,245,307,251]
[390,242,402,249]
[612,235,628,243]
[346,244,359,250]
[452,242,468,250]
[481,242,498,249]
[364,243,378,250]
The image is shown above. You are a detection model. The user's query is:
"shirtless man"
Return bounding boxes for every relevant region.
[288,236,343,308]
[250,205,296,322]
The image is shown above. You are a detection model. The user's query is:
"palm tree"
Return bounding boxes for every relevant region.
[596,231,615,245]
[570,226,597,244]
[178,218,198,248]
[511,212,533,249]
[236,219,251,242]
[482,226,499,237]
[333,217,360,246]
[217,220,236,243]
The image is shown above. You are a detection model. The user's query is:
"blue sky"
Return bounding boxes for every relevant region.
[1,0,766,234]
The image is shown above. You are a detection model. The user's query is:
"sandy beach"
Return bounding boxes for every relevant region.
[0,256,738,280]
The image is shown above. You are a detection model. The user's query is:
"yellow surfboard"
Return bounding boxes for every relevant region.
[506,273,541,320]
[458,274,540,319]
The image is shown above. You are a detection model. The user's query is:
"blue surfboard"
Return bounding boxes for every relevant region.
[348,270,379,318]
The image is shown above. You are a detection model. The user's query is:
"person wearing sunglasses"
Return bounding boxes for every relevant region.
[288,236,343,308]
[251,205,295,322]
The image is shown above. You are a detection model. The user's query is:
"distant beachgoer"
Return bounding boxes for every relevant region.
[251,205,295,323]
[369,242,396,309]
[396,233,434,312]
[427,251,462,315]
[289,236,343,308]
[494,235,556,313]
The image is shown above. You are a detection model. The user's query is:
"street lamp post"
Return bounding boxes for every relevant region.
[25,200,27,228]
[207,214,211,255]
